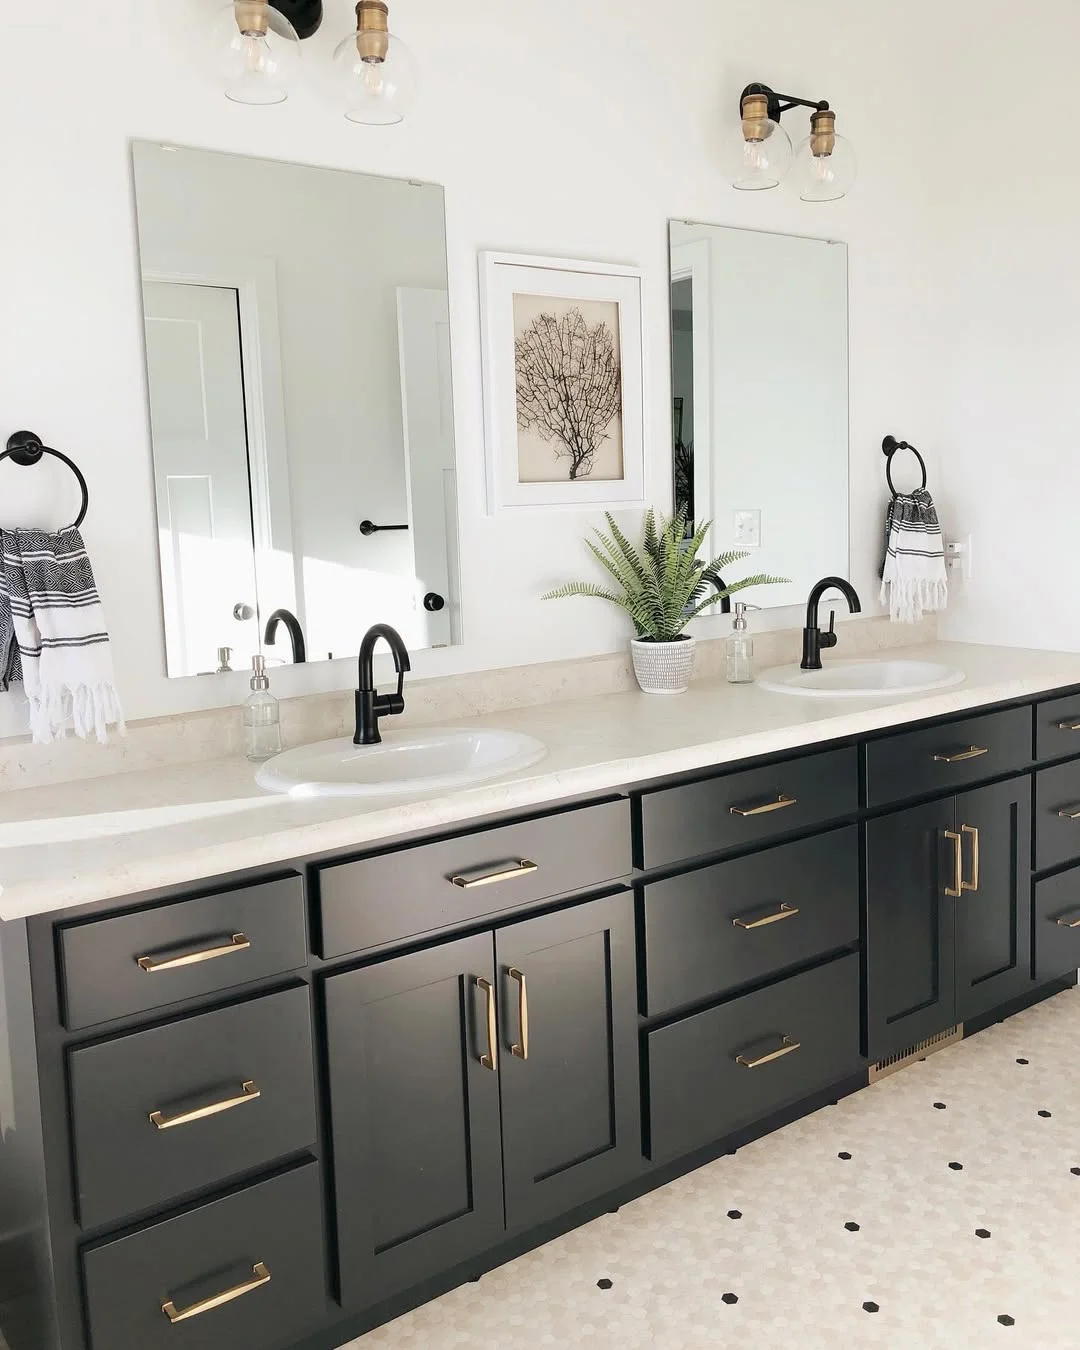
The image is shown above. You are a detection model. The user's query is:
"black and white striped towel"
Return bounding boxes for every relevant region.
[0,526,124,744]
[880,488,948,624]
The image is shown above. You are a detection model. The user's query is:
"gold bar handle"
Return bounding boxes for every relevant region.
[162,1262,271,1324]
[944,830,963,898]
[1057,806,1080,820]
[508,967,529,1061]
[733,903,800,930]
[932,746,989,764]
[729,794,797,818]
[138,933,250,973]
[476,977,498,1072]
[735,1035,801,1069]
[150,1080,260,1131]
[452,860,538,890]
[1058,720,1080,731]
[960,824,979,893]
[1055,913,1080,929]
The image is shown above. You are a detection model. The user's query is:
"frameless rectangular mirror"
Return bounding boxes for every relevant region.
[669,221,849,609]
[133,142,461,677]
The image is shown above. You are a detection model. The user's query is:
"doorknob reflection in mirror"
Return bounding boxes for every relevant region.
[423,592,445,612]
[233,602,256,622]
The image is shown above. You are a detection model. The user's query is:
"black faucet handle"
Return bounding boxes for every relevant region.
[820,610,839,650]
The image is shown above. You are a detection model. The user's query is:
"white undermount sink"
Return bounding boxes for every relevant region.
[757,659,966,699]
[256,727,548,799]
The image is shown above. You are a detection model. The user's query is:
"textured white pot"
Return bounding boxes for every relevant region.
[630,636,697,694]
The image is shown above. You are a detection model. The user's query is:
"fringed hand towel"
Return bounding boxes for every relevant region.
[880,487,948,624]
[0,526,124,744]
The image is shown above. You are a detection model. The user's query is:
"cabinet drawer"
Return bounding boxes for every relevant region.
[1034,869,1080,982]
[59,874,307,1031]
[1035,692,1080,763]
[316,799,631,958]
[69,986,317,1230]
[1036,760,1080,872]
[642,828,859,1017]
[645,954,861,1163]
[638,747,857,872]
[82,1162,326,1350]
[865,707,1030,809]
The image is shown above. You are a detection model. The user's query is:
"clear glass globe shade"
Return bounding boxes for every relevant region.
[792,133,856,202]
[212,2,301,106]
[726,118,792,191]
[334,32,417,125]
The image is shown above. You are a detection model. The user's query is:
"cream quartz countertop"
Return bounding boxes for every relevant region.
[3,640,1080,922]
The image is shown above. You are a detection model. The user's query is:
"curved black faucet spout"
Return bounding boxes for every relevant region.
[355,624,412,745]
[264,608,307,665]
[801,576,862,671]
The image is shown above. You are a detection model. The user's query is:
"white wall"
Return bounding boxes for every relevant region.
[0,0,948,739]
[929,2,1080,652]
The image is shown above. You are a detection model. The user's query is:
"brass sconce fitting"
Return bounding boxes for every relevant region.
[741,91,771,143]
[234,0,269,35]
[809,108,837,158]
[356,0,390,62]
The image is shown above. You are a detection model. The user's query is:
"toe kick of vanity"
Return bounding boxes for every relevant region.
[5,684,1080,1350]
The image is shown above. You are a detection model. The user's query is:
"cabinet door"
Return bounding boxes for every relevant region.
[954,777,1032,1021]
[496,892,641,1232]
[866,798,958,1061]
[326,934,504,1310]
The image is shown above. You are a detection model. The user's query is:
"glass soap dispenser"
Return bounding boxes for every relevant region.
[725,602,755,684]
[244,655,283,761]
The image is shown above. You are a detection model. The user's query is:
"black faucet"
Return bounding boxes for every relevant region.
[264,608,307,664]
[706,571,732,615]
[801,576,862,670]
[355,623,411,745]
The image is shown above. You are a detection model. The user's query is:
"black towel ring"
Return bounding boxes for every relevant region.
[882,434,927,498]
[0,430,89,529]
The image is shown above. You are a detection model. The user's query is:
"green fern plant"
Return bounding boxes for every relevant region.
[543,508,788,642]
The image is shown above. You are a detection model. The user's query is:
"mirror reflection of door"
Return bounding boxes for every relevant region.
[143,280,259,676]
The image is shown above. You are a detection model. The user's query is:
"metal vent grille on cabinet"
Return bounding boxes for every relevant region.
[868,1025,964,1084]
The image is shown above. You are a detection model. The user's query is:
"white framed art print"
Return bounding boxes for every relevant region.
[479,252,645,514]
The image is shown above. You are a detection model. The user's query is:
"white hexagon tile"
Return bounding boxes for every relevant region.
[347,986,1080,1350]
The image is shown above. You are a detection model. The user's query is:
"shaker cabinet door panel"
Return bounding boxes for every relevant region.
[495,893,641,1232]
[954,778,1033,1021]
[326,935,504,1310]
[866,798,958,1062]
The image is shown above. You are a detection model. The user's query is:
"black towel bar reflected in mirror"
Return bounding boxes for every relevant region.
[0,430,90,529]
[359,520,409,535]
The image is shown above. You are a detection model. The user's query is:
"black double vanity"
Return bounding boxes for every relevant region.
[4,684,1080,1350]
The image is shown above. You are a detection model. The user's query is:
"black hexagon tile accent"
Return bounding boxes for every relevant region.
[596,1279,613,1291]
[948,1161,964,1171]
[844,1221,861,1232]
[838,1151,852,1160]
[727,1209,742,1220]
[933,1101,947,1110]
[998,1314,1015,1326]
[975,1228,992,1239]
[1072,1167,1080,1176]
[863,1302,880,1314]
[1016,1058,1029,1065]
[1038,1109,1052,1118]
[721,1293,738,1305]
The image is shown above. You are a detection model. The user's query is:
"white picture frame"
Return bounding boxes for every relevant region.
[479,251,646,514]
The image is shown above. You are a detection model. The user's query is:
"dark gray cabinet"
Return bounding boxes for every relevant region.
[326,892,639,1311]
[325,933,505,1310]
[867,777,1032,1060]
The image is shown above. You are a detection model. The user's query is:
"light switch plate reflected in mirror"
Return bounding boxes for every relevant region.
[732,509,762,548]
[132,142,463,679]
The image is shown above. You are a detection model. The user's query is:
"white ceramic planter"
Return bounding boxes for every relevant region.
[630,636,696,694]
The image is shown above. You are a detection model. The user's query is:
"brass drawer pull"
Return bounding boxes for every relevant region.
[1055,912,1080,929]
[150,1080,260,1131]
[137,933,251,973]
[1057,806,1080,820]
[509,967,529,1060]
[729,794,797,818]
[733,903,800,930]
[452,860,538,890]
[960,824,979,893]
[932,746,989,764]
[944,830,963,897]
[1058,720,1080,731]
[162,1261,271,1324]
[476,977,498,1071]
[735,1036,801,1069]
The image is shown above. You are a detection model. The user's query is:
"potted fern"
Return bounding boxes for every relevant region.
[544,509,786,694]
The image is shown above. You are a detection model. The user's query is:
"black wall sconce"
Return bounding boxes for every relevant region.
[728,82,856,201]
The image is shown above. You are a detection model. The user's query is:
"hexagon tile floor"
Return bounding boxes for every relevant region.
[346,986,1080,1350]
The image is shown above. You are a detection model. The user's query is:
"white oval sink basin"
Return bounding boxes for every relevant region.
[757,659,966,699]
[256,727,548,799]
